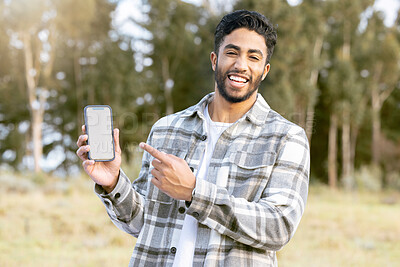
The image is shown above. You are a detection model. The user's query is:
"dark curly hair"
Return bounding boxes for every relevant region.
[214,10,277,64]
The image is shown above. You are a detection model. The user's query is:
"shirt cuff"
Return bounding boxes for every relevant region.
[186,179,217,222]
[94,169,132,205]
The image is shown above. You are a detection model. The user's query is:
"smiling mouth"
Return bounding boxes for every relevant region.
[228,74,249,83]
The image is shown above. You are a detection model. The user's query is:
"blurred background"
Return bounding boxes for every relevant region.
[0,0,399,266]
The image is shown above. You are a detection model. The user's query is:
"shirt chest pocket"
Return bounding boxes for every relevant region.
[146,148,188,204]
[227,150,277,201]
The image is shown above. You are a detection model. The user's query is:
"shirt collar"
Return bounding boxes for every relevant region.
[180,93,214,119]
[181,92,271,126]
[244,93,271,126]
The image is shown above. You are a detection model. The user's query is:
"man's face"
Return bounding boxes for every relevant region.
[211,28,270,103]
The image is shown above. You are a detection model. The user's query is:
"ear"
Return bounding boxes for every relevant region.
[210,51,217,71]
[261,63,270,81]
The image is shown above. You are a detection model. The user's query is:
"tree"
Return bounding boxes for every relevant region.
[54,0,97,134]
[50,0,121,173]
[321,0,374,189]
[357,12,400,165]
[0,2,30,169]
[135,0,206,115]
[235,0,326,144]
[2,0,118,174]
[5,0,52,173]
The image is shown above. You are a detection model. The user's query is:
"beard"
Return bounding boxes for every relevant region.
[215,62,264,103]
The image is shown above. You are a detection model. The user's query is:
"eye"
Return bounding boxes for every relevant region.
[249,55,260,61]
[226,51,237,55]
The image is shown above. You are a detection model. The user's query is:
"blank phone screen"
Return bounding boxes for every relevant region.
[84,106,115,161]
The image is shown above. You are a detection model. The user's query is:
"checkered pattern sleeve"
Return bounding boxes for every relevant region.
[186,126,310,251]
[94,133,155,238]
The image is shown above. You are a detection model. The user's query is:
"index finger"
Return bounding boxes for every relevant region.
[139,142,168,163]
[82,125,86,134]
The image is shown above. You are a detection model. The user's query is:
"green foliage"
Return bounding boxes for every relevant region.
[139,0,214,113]
[54,0,97,40]
[0,0,399,188]
[6,0,47,31]
[354,165,383,192]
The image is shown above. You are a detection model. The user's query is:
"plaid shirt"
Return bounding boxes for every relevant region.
[95,93,310,266]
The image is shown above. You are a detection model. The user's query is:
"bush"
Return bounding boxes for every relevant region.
[386,171,400,190]
[354,165,383,192]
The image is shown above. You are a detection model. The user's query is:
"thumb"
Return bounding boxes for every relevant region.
[114,128,121,154]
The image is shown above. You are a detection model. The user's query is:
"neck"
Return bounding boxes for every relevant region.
[208,89,257,123]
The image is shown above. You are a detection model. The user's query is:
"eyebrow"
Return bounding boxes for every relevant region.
[223,44,264,58]
[224,44,241,51]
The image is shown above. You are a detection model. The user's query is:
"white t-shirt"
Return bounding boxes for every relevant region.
[172,105,233,267]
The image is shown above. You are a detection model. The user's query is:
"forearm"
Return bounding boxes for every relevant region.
[187,129,310,251]
[95,169,145,237]
[187,179,306,251]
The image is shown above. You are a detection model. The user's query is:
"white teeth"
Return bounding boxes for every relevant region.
[229,75,247,83]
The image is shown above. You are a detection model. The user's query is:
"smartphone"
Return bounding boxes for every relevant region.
[84,105,115,161]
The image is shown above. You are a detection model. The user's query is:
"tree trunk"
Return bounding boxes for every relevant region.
[328,113,338,189]
[162,56,174,115]
[370,62,396,165]
[32,99,45,173]
[306,36,323,144]
[371,63,383,165]
[371,95,381,165]
[74,48,83,133]
[350,124,359,175]
[350,93,368,174]
[340,21,353,189]
[22,31,44,173]
[342,20,351,61]
[296,103,306,131]
[305,102,315,144]
[342,108,352,190]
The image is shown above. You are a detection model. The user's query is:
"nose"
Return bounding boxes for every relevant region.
[233,55,248,72]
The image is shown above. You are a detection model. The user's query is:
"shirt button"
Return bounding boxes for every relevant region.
[178,207,186,214]
[193,212,199,218]
[115,193,121,199]
[170,247,177,254]
[200,135,207,141]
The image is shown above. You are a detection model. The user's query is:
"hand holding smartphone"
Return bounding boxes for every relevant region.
[84,105,115,161]
[77,105,121,193]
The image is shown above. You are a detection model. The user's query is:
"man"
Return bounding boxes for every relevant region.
[77,10,309,266]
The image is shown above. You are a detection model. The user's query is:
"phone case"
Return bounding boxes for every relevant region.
[84,105,115,161]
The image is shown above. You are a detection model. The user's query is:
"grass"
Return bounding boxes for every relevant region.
[1,174,399,266]
[0,175,134,266]
[278,186,400,267]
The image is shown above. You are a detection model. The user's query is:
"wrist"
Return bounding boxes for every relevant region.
[102,172,120,193]
[103,183,116,194]
[185,187,195,206]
